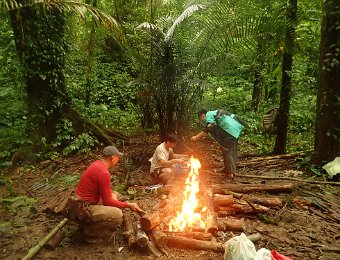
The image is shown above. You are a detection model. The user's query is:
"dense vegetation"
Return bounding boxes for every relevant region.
[0,0,339,172]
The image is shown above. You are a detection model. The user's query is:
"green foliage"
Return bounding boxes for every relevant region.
[0,173,14,195]
[0,195,37,214]
[0,17,27,165]
[50,119,98,156]
[258,213,277,225]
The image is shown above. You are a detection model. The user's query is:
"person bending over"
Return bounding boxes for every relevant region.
[191,109,245,177]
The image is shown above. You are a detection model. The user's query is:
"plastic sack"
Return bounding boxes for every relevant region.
[271,250,294,260]
[223,233,256,260]
[254,248,271,260]
[322,157,340,179]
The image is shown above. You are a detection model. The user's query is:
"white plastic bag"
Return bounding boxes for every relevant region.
[323,157,340,178]
[223,233,256,260]
[254,248,272,260]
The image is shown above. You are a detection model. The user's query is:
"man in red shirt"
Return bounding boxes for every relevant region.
[76,145,142,241]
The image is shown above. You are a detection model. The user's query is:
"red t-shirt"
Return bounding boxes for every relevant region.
[76,160,128,208]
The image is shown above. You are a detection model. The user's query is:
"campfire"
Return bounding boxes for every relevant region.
[168,157,207,232]
[122,156,296,255]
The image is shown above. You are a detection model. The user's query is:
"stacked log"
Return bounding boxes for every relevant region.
[123,212,149,248]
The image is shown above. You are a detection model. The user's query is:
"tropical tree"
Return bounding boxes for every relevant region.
[135,3,206,140]
[312,0,340,164]
[273,0,298,154]
[3,0,124,155]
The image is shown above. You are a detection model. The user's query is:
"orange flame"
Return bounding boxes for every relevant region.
[168,157,206,232]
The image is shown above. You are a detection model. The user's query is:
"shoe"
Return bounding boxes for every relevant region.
[225,173,234,178]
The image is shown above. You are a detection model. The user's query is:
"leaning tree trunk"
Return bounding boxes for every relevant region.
[312,0,340,164]
[273,0,297,155]
[9,4,121,153]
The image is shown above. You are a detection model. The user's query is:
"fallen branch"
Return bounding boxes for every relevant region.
[213,183,294,194]
[217,218,245,231]
[22,218,69,260]
[44,230,66,250]
[156,232,261,252]
[235,174,340,186]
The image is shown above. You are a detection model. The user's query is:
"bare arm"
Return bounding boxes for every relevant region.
[159,158,185,167]
[191,131,207,141]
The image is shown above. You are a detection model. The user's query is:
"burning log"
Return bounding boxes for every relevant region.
[217,218,245,231]
[213,183,294,194]
[140,198,181,231]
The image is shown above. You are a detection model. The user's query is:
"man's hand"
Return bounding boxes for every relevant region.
[191,135,198,142]
[176,158,187,164]
[128,202,143,212]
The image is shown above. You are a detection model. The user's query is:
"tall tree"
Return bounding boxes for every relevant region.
[312,0,340,164]
[6,1,123,154]
[273,0,297,154]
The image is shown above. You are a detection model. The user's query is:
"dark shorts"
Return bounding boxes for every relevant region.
[150,167,164,179]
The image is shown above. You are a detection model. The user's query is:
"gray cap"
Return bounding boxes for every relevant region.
[103,146,124,157]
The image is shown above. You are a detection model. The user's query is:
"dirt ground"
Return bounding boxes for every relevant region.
[1,135,340,260]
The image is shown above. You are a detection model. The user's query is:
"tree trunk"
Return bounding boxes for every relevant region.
[274,0,297,155]
[312,0,340,164]
[85,0,97,106]
[252,44,264,112]
[8,4,123,153]
[9,5,68,151]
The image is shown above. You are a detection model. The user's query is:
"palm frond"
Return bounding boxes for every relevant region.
[165,4,206,42]
[136,21,158,31]
[3,0,122,40]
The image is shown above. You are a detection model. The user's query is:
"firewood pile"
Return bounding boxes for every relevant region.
[122,180,302,256]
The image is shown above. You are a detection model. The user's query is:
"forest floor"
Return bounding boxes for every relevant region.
[0,134,340,260]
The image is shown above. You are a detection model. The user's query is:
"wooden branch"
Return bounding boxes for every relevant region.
[159,232,261,252]
[136,223,149,247]
[166,235,224,252]
[123,212,137,248]
[205,189,218,235]
[238,151,307,164]
[151,230,168,248]
[22,218,69,260]
[217,218,245,231]
[235,174,340,186]
[44,230,66,250]
[146,240,163,257]
[213,194,234,208]
[213,183,294,194]
[217,203,269,214]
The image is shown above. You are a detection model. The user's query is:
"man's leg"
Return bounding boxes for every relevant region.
[82,205,123,238]
[158,167,174,185]
[222,139,238,176]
